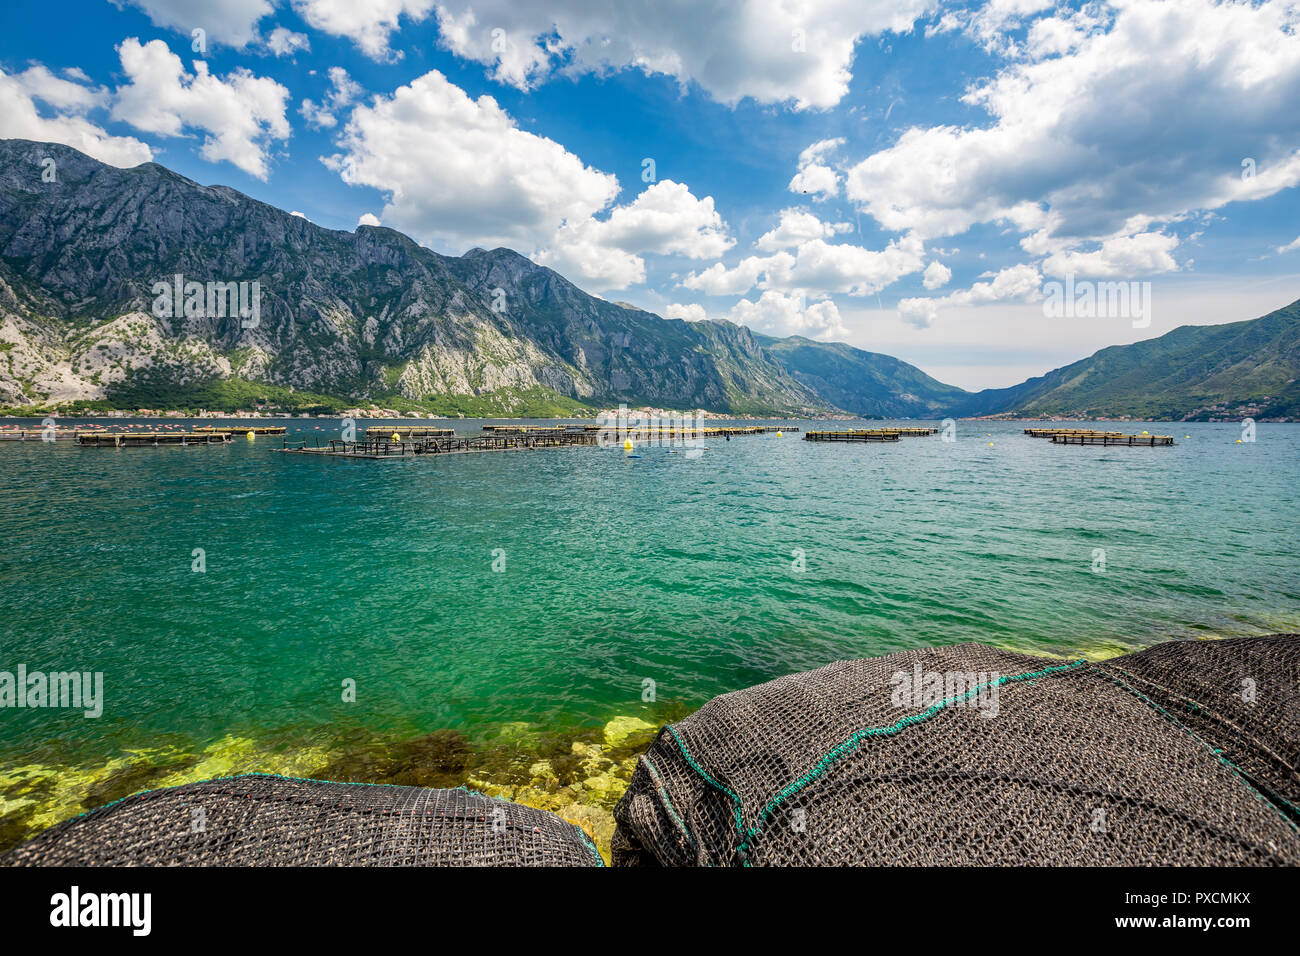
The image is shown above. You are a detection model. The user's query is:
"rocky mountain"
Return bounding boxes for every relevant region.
[1,138,1295,420]
[948,299,1300,421]
[0,139,827,416]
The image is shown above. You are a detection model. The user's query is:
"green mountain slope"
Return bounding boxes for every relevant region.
[949,300,1300,420]
[757,334,969,417]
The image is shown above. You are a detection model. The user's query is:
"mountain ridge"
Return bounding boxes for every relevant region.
[0,138,828,416]
[946,302,1300,421]
[0,138,1296,420]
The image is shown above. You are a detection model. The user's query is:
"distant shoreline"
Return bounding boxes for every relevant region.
[2,413,1295,424]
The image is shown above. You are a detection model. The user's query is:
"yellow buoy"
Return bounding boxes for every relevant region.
[391,432,400,442]
[776,431,783,437]
[1236,439,1243,444]
[988,442,994,447]
[1142,430,1148,435]
[246,431,255,440]
[623,439,633,451]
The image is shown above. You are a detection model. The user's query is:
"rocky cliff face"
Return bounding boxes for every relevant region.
[0,138,828,415]
[4,139,1292,420]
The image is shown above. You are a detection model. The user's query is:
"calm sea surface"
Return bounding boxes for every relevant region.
[1,417,1297,829]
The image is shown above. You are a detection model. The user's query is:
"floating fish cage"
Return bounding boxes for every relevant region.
[364,426,456,439]
[1024,427,1124,438]
[592,425,789,438]
[0,429,78,441]
[1050,433,1174,446]
[193,425,287,435]
[805,427,939,441]
[77,432,232,447]
[480,424,568,433]
[279,431,599,460]
[804,430,902,442]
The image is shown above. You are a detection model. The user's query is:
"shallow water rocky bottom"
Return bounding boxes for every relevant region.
[0,714,669,863]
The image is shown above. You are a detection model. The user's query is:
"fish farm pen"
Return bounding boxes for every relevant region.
[480,424,795,437]
[1050,433,1175,446]
[1024,427,1124,438]
[481,424,571,433]
[594,425,794,437]
[364,426,456,439]
[193,425,287,435]
[76,432,233,447]
[804,429,925,442]
[278,431,600,460]
[0,429,78,441]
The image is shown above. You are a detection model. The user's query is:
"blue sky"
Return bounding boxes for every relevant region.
[2,0,1299,389]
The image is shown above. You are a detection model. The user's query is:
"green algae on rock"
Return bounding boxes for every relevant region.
[0,715,662,863]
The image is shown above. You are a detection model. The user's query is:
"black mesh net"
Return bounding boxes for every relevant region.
[612,636,1300,866]
[3,775,604,867]
[8,637,1295,867]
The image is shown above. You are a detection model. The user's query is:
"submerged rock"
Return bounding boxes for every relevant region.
[314,730,472,789]
[602,716,657,749]
[1,714,665,861]
[154,736,333,788]
[82,750,199,809]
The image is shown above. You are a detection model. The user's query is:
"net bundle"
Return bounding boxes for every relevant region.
[613,635,1300,866]
[4,774,603,867]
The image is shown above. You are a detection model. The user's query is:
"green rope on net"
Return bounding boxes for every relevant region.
[669,660,1089,864]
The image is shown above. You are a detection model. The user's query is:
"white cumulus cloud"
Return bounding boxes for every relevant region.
[728,290,848,340]
[300,66,364,129]
[537,180,734,290]
[1042,232,1180,278]
[112,37,291,180]
[117,0,275,47]
[684,233,926,298]
[788,137,845,200]
[922,260,951,289]
[845,0,1300,248]
[430,1,933,109]
[267,27,310,56]
[292,0,436,60]
[664,303,707,322]
[898,262,1042,328]
[682,254,793,297]
[0,65,152,167]
[323,70,618,252]
[757,208,852,251]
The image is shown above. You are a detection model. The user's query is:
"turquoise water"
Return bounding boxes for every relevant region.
[1,418,1297,788]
